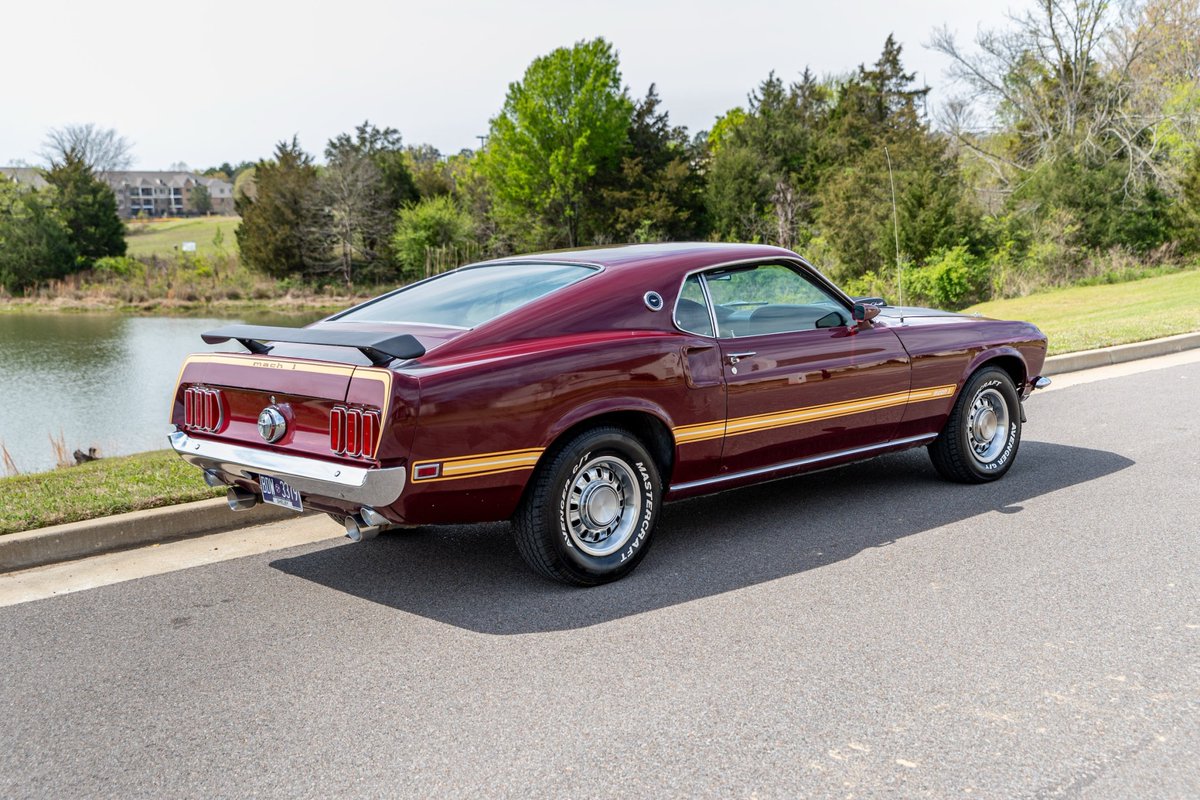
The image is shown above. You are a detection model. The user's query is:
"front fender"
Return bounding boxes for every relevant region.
[962,345,1029,388]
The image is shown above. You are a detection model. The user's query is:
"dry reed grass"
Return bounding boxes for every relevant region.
[1,442,19,477]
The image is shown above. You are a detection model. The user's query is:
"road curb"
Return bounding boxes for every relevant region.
[1043,331,1200,376]
[0,498,300,574]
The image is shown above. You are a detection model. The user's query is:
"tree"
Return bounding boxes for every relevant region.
[815,39,970,277]
[704,38,973,278]
[235,138,330,278]
[479,38,633,248]
[41,149,126,265]
[326,121,418,212]
[705,69,834,247]
[406,144,455,198]
[930,0,1198,194]
[929,0,1198,255]
[600,85,706,242]
[191,183,213,215]
[0,176,77,291]
[41,124,134,175]
[316,147,391,286]
[233,166,257,201]
[392,196,475,281]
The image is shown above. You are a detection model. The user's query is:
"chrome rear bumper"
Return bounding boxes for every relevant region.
[168,426,406,507]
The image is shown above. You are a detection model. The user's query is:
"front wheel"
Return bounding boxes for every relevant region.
[928,367,1022,483]
[513,427,661,586]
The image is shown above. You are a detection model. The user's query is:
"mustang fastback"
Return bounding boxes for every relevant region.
[169,243,1049,585]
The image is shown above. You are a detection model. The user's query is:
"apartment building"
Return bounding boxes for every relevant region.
[0,167,234,219]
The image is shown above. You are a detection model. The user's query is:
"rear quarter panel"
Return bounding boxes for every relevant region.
[393,331,719,525]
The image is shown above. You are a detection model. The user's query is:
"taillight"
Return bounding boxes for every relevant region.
[329,405,380,458]
[330,407,346,453]
[183,387,224,432]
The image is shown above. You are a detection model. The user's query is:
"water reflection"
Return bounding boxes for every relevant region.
[0,311,323,473]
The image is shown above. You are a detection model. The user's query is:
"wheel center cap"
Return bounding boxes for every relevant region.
[973,407,998,442]
[582,484,621,528]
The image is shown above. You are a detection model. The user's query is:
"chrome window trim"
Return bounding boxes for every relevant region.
[672,273,719,337]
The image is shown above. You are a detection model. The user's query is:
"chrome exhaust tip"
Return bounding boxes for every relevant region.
[203,469,226,488]
[360,506,390,528]
[344,513,381,542]
[1034,376,1052,389]
[227,487,259,511]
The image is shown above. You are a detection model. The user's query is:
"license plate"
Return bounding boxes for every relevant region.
[259,475,303,513]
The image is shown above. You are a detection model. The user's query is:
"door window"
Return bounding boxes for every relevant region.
[703,263,848,337]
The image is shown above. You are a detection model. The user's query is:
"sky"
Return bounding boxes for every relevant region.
[2,0,1019,170]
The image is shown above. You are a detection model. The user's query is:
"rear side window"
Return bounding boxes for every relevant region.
[336,262,597,328]
[674,274,714,336]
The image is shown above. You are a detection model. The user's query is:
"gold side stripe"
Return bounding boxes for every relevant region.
[409,385,958,484]
[674,422,727,444]
[419,465,542,483]
[412,447,545,483]
[442,453,543,476]
[674,384,957,443]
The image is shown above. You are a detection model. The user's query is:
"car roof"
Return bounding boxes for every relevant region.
[476,242,801,274]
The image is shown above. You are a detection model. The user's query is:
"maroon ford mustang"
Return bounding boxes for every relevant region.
[170,243,1049,585]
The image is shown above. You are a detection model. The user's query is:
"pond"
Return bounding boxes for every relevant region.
[0,311,324,474]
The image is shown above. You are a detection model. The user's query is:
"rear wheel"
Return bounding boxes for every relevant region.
[513,426,661,586]
[928,367,1022,483]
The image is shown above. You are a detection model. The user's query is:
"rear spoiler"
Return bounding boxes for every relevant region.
[201,325,425,367]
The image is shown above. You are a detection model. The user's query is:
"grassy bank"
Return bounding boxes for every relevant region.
[0,450,223,535]
[964,269,1200,355]
[0,250,385,315]
[125,215,241,258]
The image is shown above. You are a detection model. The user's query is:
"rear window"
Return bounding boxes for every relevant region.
[334,262,598,328]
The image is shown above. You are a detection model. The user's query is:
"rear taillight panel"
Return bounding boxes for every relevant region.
[329,405,381,459]
[182,387,225,432]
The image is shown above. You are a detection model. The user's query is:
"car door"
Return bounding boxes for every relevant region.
[702,261,911,476]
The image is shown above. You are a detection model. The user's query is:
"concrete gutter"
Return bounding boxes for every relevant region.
[1043,331,1200,376]
[3,330,1197,575]
[0,498,300,574]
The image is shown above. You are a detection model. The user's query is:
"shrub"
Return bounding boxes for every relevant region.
[392,196,475,281]
[93,256,143,278]
[904,246,990,309]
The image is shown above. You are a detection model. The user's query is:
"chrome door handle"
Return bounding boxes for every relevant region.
[727,351,756,365]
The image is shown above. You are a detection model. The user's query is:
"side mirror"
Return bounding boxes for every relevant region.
[852,303,881,323]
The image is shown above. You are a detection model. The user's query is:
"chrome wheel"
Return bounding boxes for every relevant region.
[566,456,642,557]
[967,386,1010,465]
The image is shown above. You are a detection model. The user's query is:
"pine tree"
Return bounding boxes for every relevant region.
[235,138,330,278]
[41,149,125,266]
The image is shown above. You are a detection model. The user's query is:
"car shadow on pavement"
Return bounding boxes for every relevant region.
[270,441,1132,634]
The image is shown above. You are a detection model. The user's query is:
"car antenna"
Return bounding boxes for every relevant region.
[884,146,904,317]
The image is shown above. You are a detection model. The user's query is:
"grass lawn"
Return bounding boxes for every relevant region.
[0,450,222,535]
[965,269,1200,355]
[125,215,240,258]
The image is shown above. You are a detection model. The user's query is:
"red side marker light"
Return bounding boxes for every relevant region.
[413,463,441,481]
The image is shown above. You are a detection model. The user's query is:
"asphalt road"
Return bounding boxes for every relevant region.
[1,360,1197,799]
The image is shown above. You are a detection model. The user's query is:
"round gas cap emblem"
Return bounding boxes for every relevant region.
[257,406,287,443]
[644,291,664,311]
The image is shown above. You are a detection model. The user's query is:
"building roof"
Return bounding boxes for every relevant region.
[0,167,48,189]
[1,167,232,192]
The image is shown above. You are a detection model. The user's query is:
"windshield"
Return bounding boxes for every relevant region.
[334,262,598,328]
